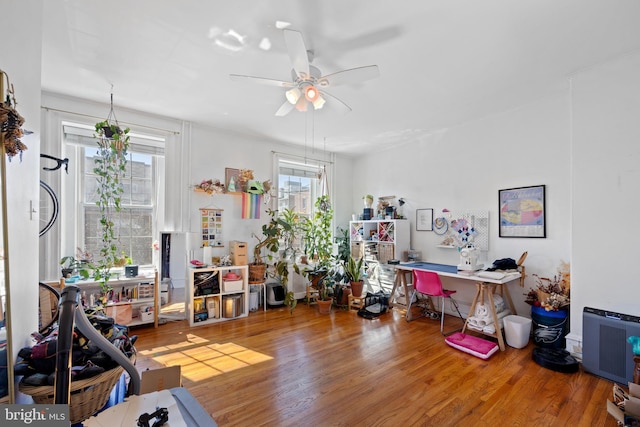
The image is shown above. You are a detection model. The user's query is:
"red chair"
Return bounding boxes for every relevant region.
[409,269,464,334]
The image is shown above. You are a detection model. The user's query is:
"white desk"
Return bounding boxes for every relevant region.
[391,262,522,351]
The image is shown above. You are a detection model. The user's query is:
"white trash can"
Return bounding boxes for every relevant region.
[503,315,532,349]
[249,290,259,312]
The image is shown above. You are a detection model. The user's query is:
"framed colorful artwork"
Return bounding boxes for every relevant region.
[499,185,546,238]
[225,168,240,193]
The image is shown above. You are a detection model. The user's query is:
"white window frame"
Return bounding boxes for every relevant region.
[62,122,165,268]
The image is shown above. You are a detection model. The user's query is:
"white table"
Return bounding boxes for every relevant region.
[391,262,522,351]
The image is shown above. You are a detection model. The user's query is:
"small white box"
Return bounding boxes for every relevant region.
[139,307,154,322]
[223,279,243,292]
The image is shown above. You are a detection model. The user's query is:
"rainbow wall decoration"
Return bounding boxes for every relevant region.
[241,193,261,219]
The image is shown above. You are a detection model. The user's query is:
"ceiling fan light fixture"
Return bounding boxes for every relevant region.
[312,95,326,110]
[285,87,301,104]
[295,97,308,112]
[304,85,319,102]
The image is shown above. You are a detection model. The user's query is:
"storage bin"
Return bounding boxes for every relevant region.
[503,315,532,349]
[138,307,154,323]
[223,294,243,318]
[138,283,154,299]
[106,303,132,325]
[531,306,568,348]
[223,279,243,292]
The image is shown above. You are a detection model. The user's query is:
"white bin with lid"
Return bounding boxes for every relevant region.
[503,315,532,349]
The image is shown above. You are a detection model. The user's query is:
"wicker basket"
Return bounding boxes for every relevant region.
[19,365,124,424]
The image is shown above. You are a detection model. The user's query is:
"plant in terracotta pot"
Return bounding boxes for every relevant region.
[345,255,365,297]
[251,208,283,283]
[316,275,335,314]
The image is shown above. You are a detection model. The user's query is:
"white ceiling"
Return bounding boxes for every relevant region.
[41,0,640,155]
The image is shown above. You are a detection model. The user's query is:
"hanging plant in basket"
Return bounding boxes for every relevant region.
[92,93,130,299]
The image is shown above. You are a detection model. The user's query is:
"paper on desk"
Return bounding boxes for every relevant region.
[84,389,187,427]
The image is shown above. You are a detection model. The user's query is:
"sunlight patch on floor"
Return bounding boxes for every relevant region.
[139,333,273,382]
[138,333,209,355]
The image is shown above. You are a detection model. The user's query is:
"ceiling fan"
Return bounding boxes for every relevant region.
[230,29,379,116]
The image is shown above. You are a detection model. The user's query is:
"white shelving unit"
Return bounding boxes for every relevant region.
[64,270,159,327]
[187,265,249,326]
[349,219,410,263]
[349,219,410,293]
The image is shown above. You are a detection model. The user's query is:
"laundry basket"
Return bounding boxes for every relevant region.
[19,363,126,424]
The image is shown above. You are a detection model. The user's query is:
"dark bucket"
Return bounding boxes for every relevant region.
[531,306,568,348]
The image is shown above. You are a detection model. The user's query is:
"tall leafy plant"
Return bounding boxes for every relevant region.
[302,195,334,272]
[92,119,130,297]
[299,195,335,302]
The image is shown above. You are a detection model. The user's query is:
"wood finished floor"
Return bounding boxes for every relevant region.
[132,303,618,427]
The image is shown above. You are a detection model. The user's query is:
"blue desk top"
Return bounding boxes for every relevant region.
[402,262,459,274]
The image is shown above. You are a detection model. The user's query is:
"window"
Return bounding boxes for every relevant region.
[63,122,165,267]
[274,154,333,256]
[83,151,154,265]
[277,158,325,218]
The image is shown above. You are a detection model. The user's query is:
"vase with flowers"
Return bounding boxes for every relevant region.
[526,261,570,348]
[525,261,570,311]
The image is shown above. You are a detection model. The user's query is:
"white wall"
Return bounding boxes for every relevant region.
[352,92,572,320]
[184,123,353,263]
[1,0,43,401]
[571,51,640,332]
[352,50,640,352]
[39,93,355,282]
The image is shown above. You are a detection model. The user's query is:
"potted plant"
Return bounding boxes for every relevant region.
[363,194,374,209]
[250,208,282,283]
[300,195,334,308]
[60,247,94,279]
[316,275,335,314]
[92,115,130,300]
[251,208,299,313]
[345,255,365,297]
[59,256,92,279]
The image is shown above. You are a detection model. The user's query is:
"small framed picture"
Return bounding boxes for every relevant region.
[416,208,434,231]
[499,185,546,238]
[225,168,240,193]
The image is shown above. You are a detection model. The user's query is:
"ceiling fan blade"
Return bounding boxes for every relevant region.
[275,100,296,117]
[283,29,310,78]
[230,74,294,88]
[320,90,352,114]
[319,65,380,87]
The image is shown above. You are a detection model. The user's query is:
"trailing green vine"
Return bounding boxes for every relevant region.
[92,120,130,298]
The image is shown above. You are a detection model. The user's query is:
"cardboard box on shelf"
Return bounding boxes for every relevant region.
[230,241,248,265]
